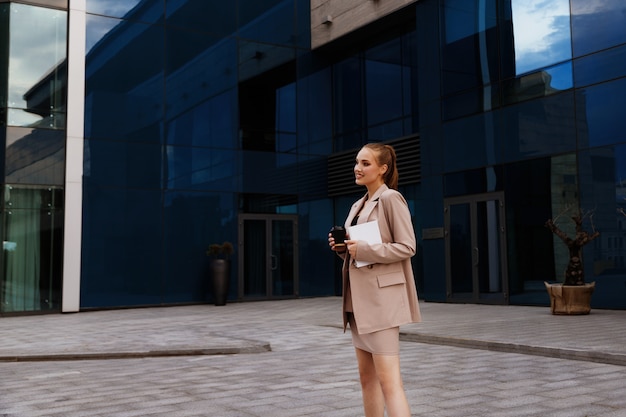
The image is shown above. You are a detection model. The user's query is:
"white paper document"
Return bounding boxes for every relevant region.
[348,220,382,267]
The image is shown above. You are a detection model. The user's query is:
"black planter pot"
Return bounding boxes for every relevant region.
[210,259,230,306]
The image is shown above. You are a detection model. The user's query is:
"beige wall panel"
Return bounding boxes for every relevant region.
[311,0,417,49]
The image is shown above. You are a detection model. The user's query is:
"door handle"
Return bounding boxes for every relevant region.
[474,247,479,267]
[271,254,277,271]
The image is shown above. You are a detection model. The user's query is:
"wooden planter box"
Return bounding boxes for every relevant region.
[544,281,595,315]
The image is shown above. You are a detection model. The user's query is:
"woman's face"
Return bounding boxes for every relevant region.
[354,147,387,188]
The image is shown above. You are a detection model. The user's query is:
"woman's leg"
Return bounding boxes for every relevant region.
[355,347,385,417]
[372,353,411,417]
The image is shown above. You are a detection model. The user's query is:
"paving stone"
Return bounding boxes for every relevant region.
[1,298,626,416]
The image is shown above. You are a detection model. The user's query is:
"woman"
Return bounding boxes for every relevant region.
[329,143,421,417]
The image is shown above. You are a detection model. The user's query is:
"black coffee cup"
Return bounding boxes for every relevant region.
[330,226,346,247]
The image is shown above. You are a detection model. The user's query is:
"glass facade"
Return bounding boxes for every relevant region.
[0,2,66,314]
[1,0,626,314]
[80,0,317,308]
[424,0,626,308]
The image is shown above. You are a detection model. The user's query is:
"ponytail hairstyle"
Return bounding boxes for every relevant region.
[363,142,398,190]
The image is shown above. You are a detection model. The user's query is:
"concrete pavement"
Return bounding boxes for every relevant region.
[1,297,625,416]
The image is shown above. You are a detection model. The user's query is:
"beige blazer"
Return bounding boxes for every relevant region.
[340,184,421,334]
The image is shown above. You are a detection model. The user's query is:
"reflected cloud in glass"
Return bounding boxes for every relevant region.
[86,14,123,54]
[512,0,572,75]
[85,0,144,19]
[6,4,66,127]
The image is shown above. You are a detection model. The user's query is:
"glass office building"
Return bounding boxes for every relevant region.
[1,0,625,315]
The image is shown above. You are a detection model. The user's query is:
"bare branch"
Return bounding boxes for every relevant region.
[546,208,600,285]
[552,204,573,224]
[578,208,597,234]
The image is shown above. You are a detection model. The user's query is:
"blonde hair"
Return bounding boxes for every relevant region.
[362,143,398,190]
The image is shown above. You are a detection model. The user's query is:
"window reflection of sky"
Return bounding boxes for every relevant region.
[7,4,66,126]
[544,62,573,90]
[85,0,143,18]
[86,14,123,54]
[512,0,572,75]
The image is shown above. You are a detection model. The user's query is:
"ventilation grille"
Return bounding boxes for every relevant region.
[327,135,421,197]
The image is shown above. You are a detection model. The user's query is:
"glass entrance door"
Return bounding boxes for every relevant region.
[238,214,298,299]
[444,193,508,304]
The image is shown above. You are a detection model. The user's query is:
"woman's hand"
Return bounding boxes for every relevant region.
[328,232,348,253]
[345,239,358,258]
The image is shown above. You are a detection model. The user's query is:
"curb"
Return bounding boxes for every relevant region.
[0,343,271,363]
[402,333,626,367]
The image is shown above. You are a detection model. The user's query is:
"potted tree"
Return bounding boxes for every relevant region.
[206,241,234,306]
[544,209,599,315]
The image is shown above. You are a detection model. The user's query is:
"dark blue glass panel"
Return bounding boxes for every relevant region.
[165,37,237,122]
[572,0,626,57]
[502,158,554,301]
[444,169,486,197]
[166,147,237,191]
[499,92,576,162]
[85,14,120,54]
[416,0,442,104]
[365,37,404,127]
[162,190,237,303]
[333,57,362,136]
[578,146,626,308]
[502,62,573,106]
[238,40,296,83]
[165,1,236,37]
[576,78,626,149]
[276,82,296,136]
[574,44,626,88]
[296,67,332,155]
[444,167,503,197]
[365,56,403,126]
[277,132,297,154]
[241,150,298,194]
[238,0,285,31]
[442,113,491,171]
[85,15,164,143]
[440,0,498,95]
[335,132,363,153]
[368,120,403,142]
[166,90,237,149]
[443,85,501,120]
[80,187,162,308]
[297,198,336,296]
[5,127,65,185]
[418,124,444,178]
[86,0,163,23]
[83,139,162,189]
[296,154,328,199]
[294,0,311,49]
[165,28,222,75]
[498,1,516,79]
[239,60,296,152]
[543,62,573,90]
[239,0,295,46]
[402,30,419,134]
